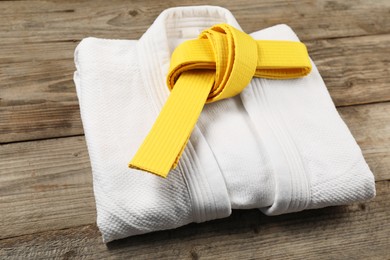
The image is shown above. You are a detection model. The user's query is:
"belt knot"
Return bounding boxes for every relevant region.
[129,24,312,178]
[167,24,258,103]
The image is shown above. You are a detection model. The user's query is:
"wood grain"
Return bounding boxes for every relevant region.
[0,136,95,240]
[307,34,390,107]
[1,33,390,143]
[0,102,389,240]
[0,0,389,44]
[338,103,390,182]
[1,181,388,259]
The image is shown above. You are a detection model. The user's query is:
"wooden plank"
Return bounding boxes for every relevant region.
[0,102,389,240]
[0,136,95,240]
[307,34,390,107]
[1,34,389,143]
[0,181,388,259]
[0,0,389,44]
[0,41,82,143]
[338,103,390,182]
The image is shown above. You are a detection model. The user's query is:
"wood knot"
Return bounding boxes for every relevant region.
[128,10,138,17]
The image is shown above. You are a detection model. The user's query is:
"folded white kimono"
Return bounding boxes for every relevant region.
[74,6,375,242]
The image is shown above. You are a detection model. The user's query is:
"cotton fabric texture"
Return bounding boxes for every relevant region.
[74,6,376,242]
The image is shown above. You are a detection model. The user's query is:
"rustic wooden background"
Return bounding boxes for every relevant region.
[1,0,389,259]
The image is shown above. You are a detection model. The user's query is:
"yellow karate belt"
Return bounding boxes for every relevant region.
[129,24,312,178]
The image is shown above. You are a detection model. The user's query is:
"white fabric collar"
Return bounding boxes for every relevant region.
[137,6,242,108]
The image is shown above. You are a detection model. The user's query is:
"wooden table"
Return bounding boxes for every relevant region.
[1,1,389,259]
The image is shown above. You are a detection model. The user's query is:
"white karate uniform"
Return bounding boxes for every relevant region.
[74,6,375,242]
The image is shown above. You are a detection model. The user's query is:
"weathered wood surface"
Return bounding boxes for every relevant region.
[306,34,390,107]
[1,181,389,259]
[0,136,95,240]
[0,0,389,259]
[1,1,390,143]
[1,0,389,43]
